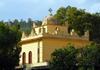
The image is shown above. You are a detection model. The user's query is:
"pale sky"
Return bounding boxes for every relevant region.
[0,0,100,22]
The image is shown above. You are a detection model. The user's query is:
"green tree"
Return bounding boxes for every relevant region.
[49,43,100,70]
[34,20,42,26]
[78,43,100,70]
[19,19,24,28]
[49,43,79,70]
[13,19,18,24]
[8,20,14,28]
[54,6,100,43]
[20,27,32,35]
[0,22,22,70]
[54,7,67,25]
[28,18,33,28]
[19,19,27,28]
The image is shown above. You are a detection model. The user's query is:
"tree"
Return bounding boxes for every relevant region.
[49,43,100,70]
[8,20,14,28]
[20,28,32,35]
[34,20,42,26]
[49,43,79,70]
[19,19,24,28]
[0,22,22,70]
[13,19,18,24]
[78,43,100,70]
[28,18,33,28]
[54,7,67,25]
[54,6,100,43]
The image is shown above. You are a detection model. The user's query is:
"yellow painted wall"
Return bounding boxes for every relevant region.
[19,41,38,65]
[47,25,68,32]
[33,25,68,35]
[47,25,68,34]
[42,38,93,62]
[34,26,47,34]
[39,40,43,62]
[34,27,41,34]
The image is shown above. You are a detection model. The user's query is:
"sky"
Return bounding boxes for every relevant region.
[0,0,100,22]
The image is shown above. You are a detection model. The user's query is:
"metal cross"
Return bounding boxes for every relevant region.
[48,8,52,13]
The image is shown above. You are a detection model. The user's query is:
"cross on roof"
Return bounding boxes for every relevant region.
[48,8,52,13]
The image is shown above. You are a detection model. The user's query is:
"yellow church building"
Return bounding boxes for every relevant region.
[17,10,93,69]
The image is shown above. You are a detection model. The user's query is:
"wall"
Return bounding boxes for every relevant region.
[33,25,68,35]
[47,25,68,34]
[19,41,38,65]
[42,38,93,62]
[34,27,41,34]
[39,40,43,63]
[34,26,47,34]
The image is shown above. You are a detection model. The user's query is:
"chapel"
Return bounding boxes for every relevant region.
[17,9,93,69]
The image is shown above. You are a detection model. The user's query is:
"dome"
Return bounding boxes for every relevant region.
[42,13,59,25]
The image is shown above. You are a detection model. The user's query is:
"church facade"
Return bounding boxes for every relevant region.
[18,13,93,68]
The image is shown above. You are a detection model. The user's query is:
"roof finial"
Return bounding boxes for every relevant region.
[48,8,52,13]
[48,8,52,16]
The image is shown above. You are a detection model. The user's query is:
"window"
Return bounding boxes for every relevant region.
[38,48,39,62]
[29,51,32,64]
[55,27,58,31]
[39,28,41,33]
[23,52,26,65]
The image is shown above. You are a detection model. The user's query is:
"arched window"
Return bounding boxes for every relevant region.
[23,52,26,65]
[39,28,41,33]
[55,27,58,31]
[29,51,32,64]
[38,48,39,62]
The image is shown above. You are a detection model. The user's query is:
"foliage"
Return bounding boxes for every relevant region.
[78,43,100,70]
[54,6,100,43]
[8,18,42,35]
[49,43,79,70]
[34,20,42,26]
[0,22,22,70]
[49,43,100,70]
[20,28,32,35]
